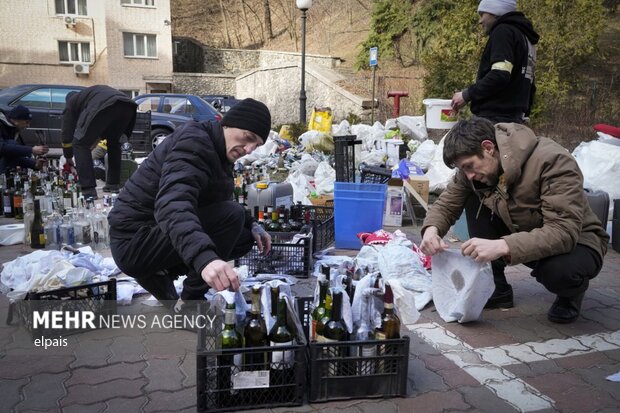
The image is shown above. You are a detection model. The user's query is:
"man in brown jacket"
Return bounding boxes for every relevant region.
[420,118,608,323]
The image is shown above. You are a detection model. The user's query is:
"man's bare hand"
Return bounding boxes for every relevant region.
[451,91,466,112]
[461,238,509,263]
[251,223,272,255]
[420,226,448,256]
[201,259,240,292]
[32,145,49,156]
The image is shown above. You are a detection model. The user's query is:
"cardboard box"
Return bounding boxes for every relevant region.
[408,174,429,203]
[309,193,334,207]
[384,178,404,227]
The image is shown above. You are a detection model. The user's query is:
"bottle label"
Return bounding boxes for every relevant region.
[311,319,317,341]
[232,370,270,390]
[81,225,92,244]
[361,345,377,358]
[375,331,386,340]
[13,196,22,208]
[38,234,45,246]
[270,341,294,368]
[64,198,72,209]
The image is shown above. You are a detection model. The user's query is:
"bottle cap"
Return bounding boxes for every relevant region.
[256,181,268,189]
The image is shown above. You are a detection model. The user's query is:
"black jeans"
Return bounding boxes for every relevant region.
[110,201,254,300]
[465,195,602,298]
[74,103,135,189]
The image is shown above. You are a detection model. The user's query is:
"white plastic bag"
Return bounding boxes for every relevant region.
[426,134,456,193]
[572,138,620,200]
[397,115,428,141]
[313,161,335,195]
[431,249,494,323]
[409,139,437,171]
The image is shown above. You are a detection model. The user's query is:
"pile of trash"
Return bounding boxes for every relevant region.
[235,112,455,205]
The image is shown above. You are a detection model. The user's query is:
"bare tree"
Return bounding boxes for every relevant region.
[243,1,266,45]
[237,0,255,46]
[218,0,232,47]
[263,0,274,39]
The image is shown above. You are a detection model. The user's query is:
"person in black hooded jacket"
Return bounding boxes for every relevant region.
[451,0,539,123]
[61,85,137,199]
[108,98,272,305]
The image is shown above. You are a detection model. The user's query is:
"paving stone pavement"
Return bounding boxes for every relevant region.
[0,215,619,413]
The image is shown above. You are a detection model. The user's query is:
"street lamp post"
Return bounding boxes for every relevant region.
[296,0,312,125]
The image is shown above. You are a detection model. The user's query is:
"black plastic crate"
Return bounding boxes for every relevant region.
[6,279,117,337]
[235,232,312,278]
[334,135,361,183]
[301,205,335,253]
[359,164,392,184]
[297,296,410,403]
[196,303,307,412]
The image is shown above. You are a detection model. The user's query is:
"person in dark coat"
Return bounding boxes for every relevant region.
[108,98,272,305]
[451,0,539,123]
[0,105,49,173]
[61,85,137,199]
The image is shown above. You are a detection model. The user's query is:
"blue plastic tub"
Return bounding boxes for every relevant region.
[334,182,387,249]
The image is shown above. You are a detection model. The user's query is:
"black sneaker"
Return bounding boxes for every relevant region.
[547,292,585,324]
[103,184,120,193]
[484,285,514,309]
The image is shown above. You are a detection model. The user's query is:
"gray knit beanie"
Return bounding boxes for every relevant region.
[477,0,517,16]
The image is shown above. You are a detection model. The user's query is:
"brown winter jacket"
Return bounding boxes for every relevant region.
[422,123,609,265]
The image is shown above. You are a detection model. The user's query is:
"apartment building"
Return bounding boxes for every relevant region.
[0,0,174,96]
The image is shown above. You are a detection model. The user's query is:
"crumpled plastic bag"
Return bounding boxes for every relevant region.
[299,130,334,153]
[237,132,279,164]
[286,169,314,204]
[310,270,354,333]
[572,137,620,200]
[397,116,428,141]
[354,239,432,320]
[314,161,335,195]
[410,139,437,171]
[426,134,456,193]
[332,119,351,136]
[431,249,494,323]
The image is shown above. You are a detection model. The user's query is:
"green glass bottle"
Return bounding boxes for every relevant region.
[269,297,295,388]
[322,289,349,342]
[217,302,243,405]
[30,199,45,249]
[315,291,332,342]
[311,277,330,341]
[244,285,268,370]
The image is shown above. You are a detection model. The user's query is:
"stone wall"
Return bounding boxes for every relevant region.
[173,37,204,73]
[202,47,341,75]
[235,64,371,126]
[172,73,236,96]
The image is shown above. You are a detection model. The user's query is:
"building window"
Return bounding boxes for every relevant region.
[120,90,140,98]
[58,41,91,63]
[55,0,87,15]
[123,33,157,58]
[121,0,155,6]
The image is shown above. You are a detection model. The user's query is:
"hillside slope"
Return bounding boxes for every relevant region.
[171,1,619,146]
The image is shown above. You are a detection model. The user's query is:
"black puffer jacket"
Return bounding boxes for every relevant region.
[61,85,137,157]
[464,12,540,122]
[0,111,35,170]
[108,121,247,275]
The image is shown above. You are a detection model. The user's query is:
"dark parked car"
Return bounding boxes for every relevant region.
[202,94,241,114]
[0,84,189,156]
[134,93,222,123]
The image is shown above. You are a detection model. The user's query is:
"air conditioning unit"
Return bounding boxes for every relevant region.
[73,63,90,75]
[64,15,76,27]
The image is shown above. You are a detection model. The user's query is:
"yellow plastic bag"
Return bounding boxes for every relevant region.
[308,107,333,133]
[278,125,293,142]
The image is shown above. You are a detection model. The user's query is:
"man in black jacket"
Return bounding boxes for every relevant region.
[108,98,272,304]
[451,0,539,123]
[0,105,49,173]
[62,85,137,199]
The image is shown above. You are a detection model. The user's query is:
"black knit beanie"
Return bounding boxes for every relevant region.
[221,98,271,141]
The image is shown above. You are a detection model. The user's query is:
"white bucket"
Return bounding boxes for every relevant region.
[423,98,457,129]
